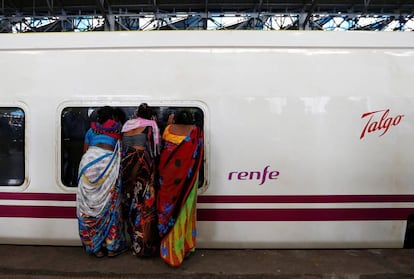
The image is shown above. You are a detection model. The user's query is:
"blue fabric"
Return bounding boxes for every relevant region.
[77,144,126,254]
[84,128,117,147]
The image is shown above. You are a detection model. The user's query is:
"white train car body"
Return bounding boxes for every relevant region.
[0,31,413,248]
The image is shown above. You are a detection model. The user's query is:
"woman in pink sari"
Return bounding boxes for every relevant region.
[157,109,204,267]
[121,103,160,256]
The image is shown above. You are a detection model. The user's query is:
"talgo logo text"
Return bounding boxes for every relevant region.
[360,109,404,139]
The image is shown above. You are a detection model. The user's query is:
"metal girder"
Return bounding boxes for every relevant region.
[0,1,413,32]
[2,1,414,16]
[1,13,413,32]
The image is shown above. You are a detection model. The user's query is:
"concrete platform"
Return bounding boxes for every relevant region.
[0,245,414,278]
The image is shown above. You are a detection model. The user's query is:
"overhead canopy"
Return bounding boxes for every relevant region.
[1,1,414,32]
[2,0,414,16]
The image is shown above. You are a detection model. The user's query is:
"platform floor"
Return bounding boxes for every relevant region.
[0,245,414,278]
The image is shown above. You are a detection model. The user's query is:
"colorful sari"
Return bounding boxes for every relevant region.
[157,125,204,267]
[77,142,126,255]
[121,125,159,256]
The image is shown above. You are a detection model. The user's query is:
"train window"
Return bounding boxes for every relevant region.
[61,105,205,188]
[0,108,25,186]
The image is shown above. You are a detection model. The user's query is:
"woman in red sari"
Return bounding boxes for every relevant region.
[157,109,204,267]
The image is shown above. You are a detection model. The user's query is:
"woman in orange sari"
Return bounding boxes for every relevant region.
[157,109,204,267]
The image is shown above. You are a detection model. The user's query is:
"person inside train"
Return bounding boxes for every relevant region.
[157,109,204,267]
[120,103,160,257]
[0,116,12,156]
[113,107,127,126]
[61,108,88,187]
[76,106,127,258]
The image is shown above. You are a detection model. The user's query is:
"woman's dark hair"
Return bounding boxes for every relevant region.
[174,110,194,125]
[114,107,126,125]
[136,103,152,120]
[96,106,114,124]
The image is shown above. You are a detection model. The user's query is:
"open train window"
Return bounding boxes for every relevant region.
[0,107,25,186]
[61,105,205,188]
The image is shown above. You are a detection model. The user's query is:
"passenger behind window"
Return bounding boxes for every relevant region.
[0,117,12,156]
[61,108,88,187]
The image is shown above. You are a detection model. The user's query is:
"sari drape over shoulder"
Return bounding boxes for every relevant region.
[122,117,160,156]
[157,125,204,267]
[121,125,159,257]
[77,142,126,254]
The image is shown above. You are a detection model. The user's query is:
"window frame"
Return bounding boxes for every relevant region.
[0,103,29,190]
[57,100,209,194]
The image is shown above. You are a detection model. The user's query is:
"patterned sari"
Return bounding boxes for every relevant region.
[77,142,126,255]
[157,125,204,267]
[121,126,159,256]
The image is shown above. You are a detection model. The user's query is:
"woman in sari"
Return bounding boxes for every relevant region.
[121,103,160,256]
[77,106,127,258]
[157,109,204,267]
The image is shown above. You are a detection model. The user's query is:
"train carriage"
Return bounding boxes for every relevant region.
[0,31,414,248]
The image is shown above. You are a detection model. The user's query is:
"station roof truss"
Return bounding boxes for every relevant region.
[1,1,414,32]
